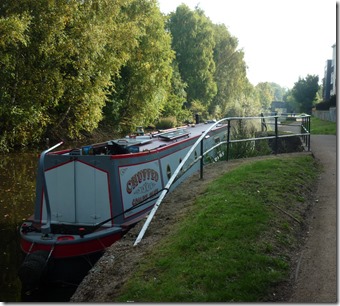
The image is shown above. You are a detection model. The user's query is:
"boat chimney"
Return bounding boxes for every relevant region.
[195,113,200,124]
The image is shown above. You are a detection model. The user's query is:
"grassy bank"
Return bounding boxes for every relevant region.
[310,116,336,135]
[115,155,319,302]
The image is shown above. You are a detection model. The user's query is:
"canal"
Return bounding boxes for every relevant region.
[0,151,86,302]
[0,152,38,301]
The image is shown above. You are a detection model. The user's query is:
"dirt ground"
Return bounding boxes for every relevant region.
[289,135,337,302]
[71,135,337,303]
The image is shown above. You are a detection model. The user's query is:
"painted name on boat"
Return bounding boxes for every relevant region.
[126,168,159,194]
[120,161,162,216]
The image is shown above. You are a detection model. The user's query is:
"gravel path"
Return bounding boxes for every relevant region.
[289,135,337,302]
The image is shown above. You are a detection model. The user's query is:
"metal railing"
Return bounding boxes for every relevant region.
[133,113,311,245]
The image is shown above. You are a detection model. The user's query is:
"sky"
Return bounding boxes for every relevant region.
[157,0,337,89]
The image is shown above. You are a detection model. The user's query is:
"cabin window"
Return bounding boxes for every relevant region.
[166,164,172,179]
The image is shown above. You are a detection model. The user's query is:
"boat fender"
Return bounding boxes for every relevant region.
[18,250,49,290]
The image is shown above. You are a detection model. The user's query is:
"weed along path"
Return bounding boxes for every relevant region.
[289,135,337,302]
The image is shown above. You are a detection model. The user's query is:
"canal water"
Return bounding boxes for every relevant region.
[0,152,38,301]
[0,151,85,302]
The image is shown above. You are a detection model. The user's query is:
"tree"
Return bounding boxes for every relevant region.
[161,61,191,123]
[283,89,299,113]
[255,82,274,111]
[0,0,160,150]
[291,75,319,114]
[167,5,217,110]
[211,23,248,116]
[0,0,267,152]
[41,0,143,138]
[105,0,174,133]
[0,9,45,150]
[269,82,287,101]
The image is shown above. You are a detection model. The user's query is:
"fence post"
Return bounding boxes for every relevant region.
[275,116,278,155]
[200,138,204,179]
[301,117,305,144]
[304,117,307,149]
[261,113,267,132]
[304,117,308,144]
[226,119,231,161]
[308,116,311,151]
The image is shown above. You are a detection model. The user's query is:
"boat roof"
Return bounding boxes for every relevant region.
[56,121,225,156]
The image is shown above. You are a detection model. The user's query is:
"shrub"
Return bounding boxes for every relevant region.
[260,131,304,153]
[315,94,336,110]
[229,120,271,159]
[155,117,177,130]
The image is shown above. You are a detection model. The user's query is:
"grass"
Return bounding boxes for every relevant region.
[115,155,320,302]
[310,116,336,135]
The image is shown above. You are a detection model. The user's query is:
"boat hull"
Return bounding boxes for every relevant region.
[20,221,124,258]
[18,122,228,292]
[19,222,126,297]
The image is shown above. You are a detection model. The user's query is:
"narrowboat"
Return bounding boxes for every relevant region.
[18,120,228,292]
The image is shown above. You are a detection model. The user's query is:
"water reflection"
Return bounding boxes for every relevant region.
[0,153,38,302]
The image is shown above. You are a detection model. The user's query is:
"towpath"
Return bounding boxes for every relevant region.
[289,135,337,302]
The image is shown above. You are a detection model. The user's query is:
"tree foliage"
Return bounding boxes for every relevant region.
[211,24,248,116]
[0,0,173,149]
[269,82,286,101]
[291,75,319,114]
[106,0,174,133]
[161,61,191,123]
[167,5,217,109]
[0,0,135,148]
[0,9,33,150]
[255,82,274,111]
[0,1,289,152]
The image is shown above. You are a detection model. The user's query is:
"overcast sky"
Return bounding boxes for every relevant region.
[157,0,337,89]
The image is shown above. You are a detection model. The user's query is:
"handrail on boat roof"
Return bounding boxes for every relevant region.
[39,141,64,236]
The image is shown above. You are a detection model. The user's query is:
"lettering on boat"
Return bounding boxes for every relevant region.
[119,161,162,217]
[132,188,159,207]
[126,168,159,194]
